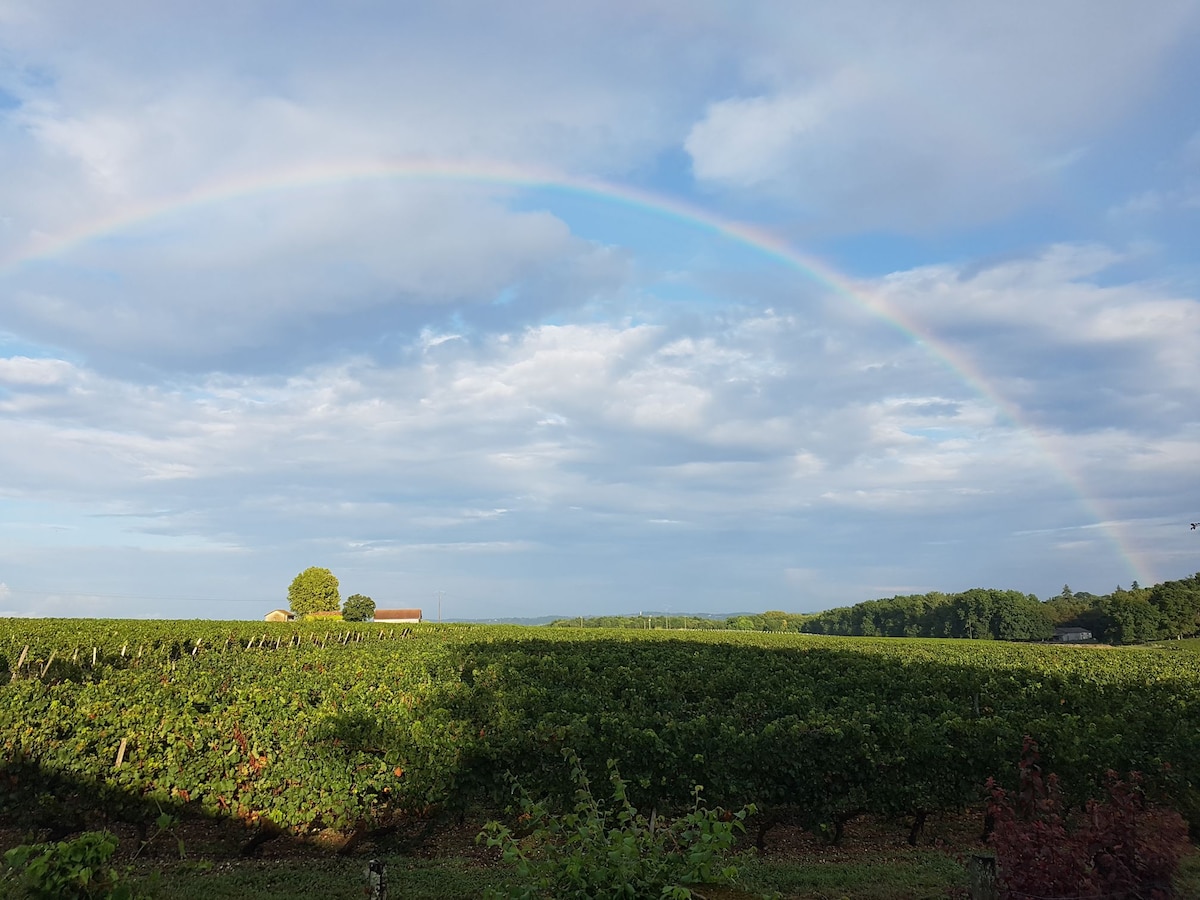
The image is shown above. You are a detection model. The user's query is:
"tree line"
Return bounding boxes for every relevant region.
[551,573,1200,644]
[800,588,1052,640]
[1042,575,1200,643]
[783,575,1200,643]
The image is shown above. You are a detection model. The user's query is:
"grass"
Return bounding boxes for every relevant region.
[125,857,506,899]
[120,852,967,900]
[4,808,1197,899]
[737,853,965,899]
[2,843,1195,899]
[1146,637,1200,651]
[119,848,1200,900]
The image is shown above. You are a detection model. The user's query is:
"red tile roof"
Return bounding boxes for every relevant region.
[374,609,422,620]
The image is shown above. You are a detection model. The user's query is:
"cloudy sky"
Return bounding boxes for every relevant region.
[1,1,1198,620]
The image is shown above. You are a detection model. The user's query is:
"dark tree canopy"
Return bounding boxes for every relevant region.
[1149,575,1200,639]
[287,566,341,616]
[342,593,376,622]
[801,588,1053,641]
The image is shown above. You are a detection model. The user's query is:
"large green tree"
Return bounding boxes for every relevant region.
[342,593,376,622]
[1148,574,1200,640]
[1099,590,1160,644]
[287,566,341,616]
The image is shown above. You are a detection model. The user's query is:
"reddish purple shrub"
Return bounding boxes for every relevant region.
[986,736,1188,899]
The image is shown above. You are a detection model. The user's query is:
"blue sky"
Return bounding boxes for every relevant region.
[0,1,1198,619]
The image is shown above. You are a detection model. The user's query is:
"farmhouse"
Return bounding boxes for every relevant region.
[263,609,295,622]
[1053,626,1093,643]
[375,608,422,624]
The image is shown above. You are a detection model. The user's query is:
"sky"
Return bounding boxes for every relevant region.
[0,1,1198,620]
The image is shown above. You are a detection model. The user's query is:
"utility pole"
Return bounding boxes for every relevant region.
[436,590,444,623]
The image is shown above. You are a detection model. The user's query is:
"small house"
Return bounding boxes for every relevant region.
[264,609,295,622]
[374,608,422,624]
[1053,626,1093,643]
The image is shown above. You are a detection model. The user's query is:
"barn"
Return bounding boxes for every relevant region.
[374,608,423,624]
[1053,626,1093,643]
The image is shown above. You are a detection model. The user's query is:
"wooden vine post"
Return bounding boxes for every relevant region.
[11,645,29,681]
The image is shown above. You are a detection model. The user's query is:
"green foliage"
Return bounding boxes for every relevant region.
[479,750,753,900]
[341,593,376,622]
[554,576,1200,646]
[801,588,1053,641]
[1149,573,1200,640]
[1043,595,1091,626]
[4,616,1200,843]
[287,567,340,616]
[2,831,136,900]
[1037,574,1200,645]
[1100,590,1161,644]
[131,809,186,861]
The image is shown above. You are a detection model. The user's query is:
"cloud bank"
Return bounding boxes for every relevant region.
[0,2,1197,618]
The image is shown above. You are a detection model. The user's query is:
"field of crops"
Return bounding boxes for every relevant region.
[2,620,1198,843]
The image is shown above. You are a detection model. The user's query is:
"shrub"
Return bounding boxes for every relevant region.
[986,736,1188,899]
[479,750,755,899]
[2,831,136,899]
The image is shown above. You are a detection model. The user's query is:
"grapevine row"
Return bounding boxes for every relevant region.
[2,622,1197,841]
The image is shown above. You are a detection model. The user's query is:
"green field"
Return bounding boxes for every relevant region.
[2,621,1198,896]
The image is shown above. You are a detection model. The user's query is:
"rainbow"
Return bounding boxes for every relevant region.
[0,158,1152,585]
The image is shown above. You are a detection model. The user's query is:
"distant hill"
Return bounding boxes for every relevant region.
[445,615,563,626]
[447,611,753,626]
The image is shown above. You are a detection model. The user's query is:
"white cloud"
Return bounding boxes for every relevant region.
[0,1,716,241]
[2,184,627,369]
[0,356,76,386]
[685,2,1200,230]
[686,72,867,188]
[0,303,1059,551]
[873,245,1200,423]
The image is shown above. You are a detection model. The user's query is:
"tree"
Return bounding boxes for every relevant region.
[1147,574,1200,640]
[287,567,340,616]
[342,593,376,622]
[1099,591,1160,644]
[1044,594,1091,627]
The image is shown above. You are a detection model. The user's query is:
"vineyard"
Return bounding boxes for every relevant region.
[2,620,1198,847]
